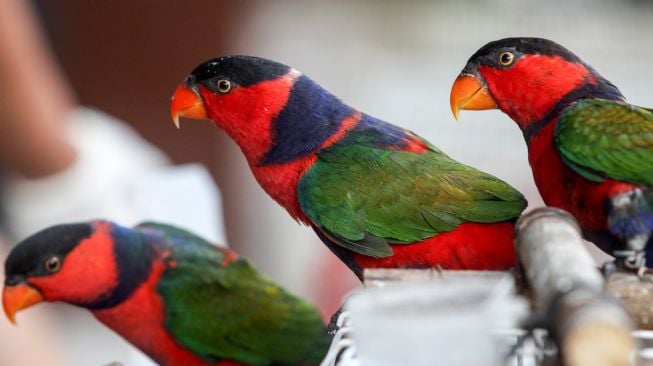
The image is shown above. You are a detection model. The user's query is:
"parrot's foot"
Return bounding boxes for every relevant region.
[320,310,355,366]
[603,250,647,277]
[601,260,618,278]
[327,306,346,335]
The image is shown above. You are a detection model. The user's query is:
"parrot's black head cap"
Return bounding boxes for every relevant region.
[463,37,583,74]
[4,223,93,284]
[187,55,292,90]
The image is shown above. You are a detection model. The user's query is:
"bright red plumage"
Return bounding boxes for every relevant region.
[199,71,297,164]
[479,54,590,127]
[526,121,637,235]
[27,223,118,303]
[92,258,227,366]
[353,222,516,270]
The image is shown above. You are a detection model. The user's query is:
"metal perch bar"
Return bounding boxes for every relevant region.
[515,207,636,366]
[363,268,508,288]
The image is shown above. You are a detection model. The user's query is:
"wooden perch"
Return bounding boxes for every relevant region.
[607,272,653,330]
[516,207,636,366]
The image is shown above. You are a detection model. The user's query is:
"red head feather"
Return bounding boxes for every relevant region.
[451,38,623,131]
[478,54,591,127]
[27,222,119,303]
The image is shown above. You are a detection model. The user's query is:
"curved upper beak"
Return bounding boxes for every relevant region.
[2,283,43,325]
[170,83,208,129]
[450,74,497,120]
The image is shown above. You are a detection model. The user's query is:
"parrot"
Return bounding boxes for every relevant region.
[2,221,330,366]
[170,55,527,280]
[450,37,653,269]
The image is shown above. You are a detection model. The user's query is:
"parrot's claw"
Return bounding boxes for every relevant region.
[604,250,648,278]
[327,307,347,335]
[601,260,618,278]
[504,317,557,366]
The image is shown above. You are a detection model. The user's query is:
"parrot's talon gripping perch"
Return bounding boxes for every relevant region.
[326,308,352,336]
[601,260,618,278]
[605,250,647,277]
[319,311,355,366]
[638,266,650,278]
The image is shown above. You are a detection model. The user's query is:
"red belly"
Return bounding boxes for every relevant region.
[528,123,637,234]
[353,221,516,270]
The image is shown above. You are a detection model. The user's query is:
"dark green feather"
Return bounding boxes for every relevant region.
[297,133,527,258]
[555,99,653,185]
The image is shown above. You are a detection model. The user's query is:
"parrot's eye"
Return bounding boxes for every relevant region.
[44,256,61,273]
[216,79,233,94]
[498,52,515,66]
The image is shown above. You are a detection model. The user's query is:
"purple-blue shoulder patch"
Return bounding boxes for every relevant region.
[259,75,354,165]
[344,114,412,149]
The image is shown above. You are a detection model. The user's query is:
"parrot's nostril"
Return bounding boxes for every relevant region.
[4,276,23,286]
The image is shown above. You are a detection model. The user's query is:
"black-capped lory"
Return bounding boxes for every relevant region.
[170,56,527,280]
[451,37,653,268]
[2,221,329,366]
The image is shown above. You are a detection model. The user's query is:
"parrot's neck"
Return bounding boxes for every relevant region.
[249,155,317,223]
[480,56,623,133]
[202,72,360,165]
[258,75,357,165]
[239,75,363,222]
[520,75,624,142]
[526,114,638,252]
[92,259,216,366]
[84,225,155,309]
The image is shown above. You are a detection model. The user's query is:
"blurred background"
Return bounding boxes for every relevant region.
[1,0,653,365]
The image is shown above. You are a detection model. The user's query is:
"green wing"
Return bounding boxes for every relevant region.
[142,224,329,365]
[297,139,527,258]
[555,99,653,185]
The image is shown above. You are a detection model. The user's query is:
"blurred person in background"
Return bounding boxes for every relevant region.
[0,1,354,365]
[0,0,227,365]
[0,0,162,364]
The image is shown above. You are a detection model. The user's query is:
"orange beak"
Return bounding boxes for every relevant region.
[449,74,497,120]
[2,283,43,325]
[170,83,208,129]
